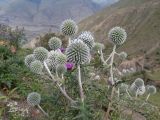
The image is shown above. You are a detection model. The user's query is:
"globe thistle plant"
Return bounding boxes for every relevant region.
[60,19,78,37]
[27,92,48,117]
[129,79,145,97]
[27,92,41,106]
[145,85,157,101]
[66,39,90,65]
[78,31,94,49]
[24,54,35,68]
[108,27,127,45]
[48,37,62,50]
[30,60,43,74]
[33,47,48,62]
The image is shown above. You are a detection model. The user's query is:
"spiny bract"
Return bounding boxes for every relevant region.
[108,27,127,45]
[48,37,62,50]
[27,92,41,106]
[30,60,43,74]
[24,54,35,68]
[33,47,48,61]
[60,19,78,36]
[66,39,90,65]
[78,31,94,49]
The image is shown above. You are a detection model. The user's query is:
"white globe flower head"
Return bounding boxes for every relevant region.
[129,82,145,96]
[56,52,67,65]
[93,42,105,52]
[25,54,35,68]
[134,78,144,87]
[119,51,127,60]
[108,27,127,45]
[78,31,94,49]
[33,47,48,62]
[60,19,78,36]
[66,39,90,65]
[146,85,157,95]
[27,92,41,106]
[48,37,62,50]
[30,60,43,74]
[48,50,60,69]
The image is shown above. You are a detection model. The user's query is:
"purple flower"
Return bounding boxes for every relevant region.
[60,48,65,53]
[65,62,74,71]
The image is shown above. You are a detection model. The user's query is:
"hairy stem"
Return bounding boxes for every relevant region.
[78,65,84,102]
[44,61,76,103]
[146,94,150,101]
[104,45,116,120]
[100,49,105,63]
[68,37,71,45]
[38,105,49,117]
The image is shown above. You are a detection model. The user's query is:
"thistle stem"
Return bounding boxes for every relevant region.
[44,61,76,103]
[38,105,49,117]
[68,37,71,45]
[78,65,84,102]
[104,45,116,120]
[100,49,105,63]
[146,94,150,101]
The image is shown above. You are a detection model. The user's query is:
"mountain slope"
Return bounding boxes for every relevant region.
[79,0,160,55]
[0,0,118,39]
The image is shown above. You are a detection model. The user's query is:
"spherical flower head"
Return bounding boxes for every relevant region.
[129,82,145,96]
[56,52,67,65]
[27,92,41,106]
[30,60,43,74]
[33,47,48,62]
[146,85,157,94]
[65,62,74,71]
[48,50,59,68]
[119,51,127,60]
[66,39,90,65]
[137,85,146,95]
[78,31,94,49]
[60,19,78,36]
[134,78,144,87]
[25,54,35,68]
[93,42,105,52]
[56,64,67,75]
[108,27,127,45]
[48,37,62,50]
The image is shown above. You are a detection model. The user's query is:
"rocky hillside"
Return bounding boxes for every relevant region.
[79,0,160,55]
[0,0,117,33]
